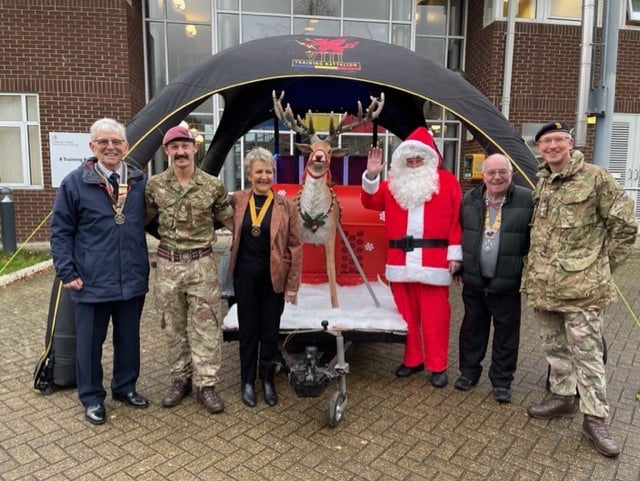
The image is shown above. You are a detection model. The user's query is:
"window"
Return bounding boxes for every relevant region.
[243,0,289,14]
[485,0,585,23]
[548,0,581,19]
[293,17,340,36]
[0,94,42,187]
[242,14,290,41]
[166,0,211,21]
[502,0,535,19]
[167,23,212,80]
[498,0,624,23]
[343,20,389,42]
[343,0,389,20]
[415,0,465,68]
[629,0,640,21]
[294,0,340,16]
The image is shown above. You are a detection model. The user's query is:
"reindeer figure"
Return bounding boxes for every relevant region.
[272,90,384,308]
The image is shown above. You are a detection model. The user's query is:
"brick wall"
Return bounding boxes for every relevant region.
[0,0,144,243]
[464,1,640,169]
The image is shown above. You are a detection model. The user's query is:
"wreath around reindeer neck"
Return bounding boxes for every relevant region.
[295,188,341,233]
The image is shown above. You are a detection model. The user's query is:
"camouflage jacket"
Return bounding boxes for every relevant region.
[145,167,233,250]
[521,150,637,311]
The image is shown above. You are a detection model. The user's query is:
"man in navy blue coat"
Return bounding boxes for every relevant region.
[50,118,150,425]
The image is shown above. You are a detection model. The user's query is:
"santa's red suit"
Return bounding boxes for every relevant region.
[361,127,462,374]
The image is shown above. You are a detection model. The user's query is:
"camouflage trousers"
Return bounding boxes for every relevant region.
[535,308,608,418]
[155,254,223,388]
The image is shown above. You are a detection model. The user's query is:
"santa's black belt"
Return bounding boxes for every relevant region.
[389,236,448,252]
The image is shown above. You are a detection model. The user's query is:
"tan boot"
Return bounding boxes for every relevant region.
[527,394,576,419]
[162,379,192,407]
[197,386,224,414]
[582,415,620,457]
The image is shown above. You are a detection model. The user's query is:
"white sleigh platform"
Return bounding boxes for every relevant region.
[222,280,407,342]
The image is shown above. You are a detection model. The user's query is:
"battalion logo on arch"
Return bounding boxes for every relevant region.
[292,37,362,72]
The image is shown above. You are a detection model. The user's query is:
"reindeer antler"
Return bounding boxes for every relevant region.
[327,92,385,142]
[272,90,319,142]
[272,90,385,143]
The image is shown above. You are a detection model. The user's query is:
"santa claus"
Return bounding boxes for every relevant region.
[361,126,462,387]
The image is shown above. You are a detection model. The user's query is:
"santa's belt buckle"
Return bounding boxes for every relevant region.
[397,235,414,252]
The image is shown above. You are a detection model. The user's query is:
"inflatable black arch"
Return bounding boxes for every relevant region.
[36,36,541,387]
[125,35,536,187]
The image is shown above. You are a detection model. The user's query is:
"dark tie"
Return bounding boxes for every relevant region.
[109,172,119,199]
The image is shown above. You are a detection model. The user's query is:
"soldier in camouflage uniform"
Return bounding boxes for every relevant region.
[522,121,638,457]
[145,125,234,414]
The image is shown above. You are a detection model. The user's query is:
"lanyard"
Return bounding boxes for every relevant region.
[95,163,129,224]
[248,190,273,236]
[483,197,503,239]
[482,197,503,251]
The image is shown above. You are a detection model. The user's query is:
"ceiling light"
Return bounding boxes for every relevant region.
[172,0,186,12]
[185,24,197,38]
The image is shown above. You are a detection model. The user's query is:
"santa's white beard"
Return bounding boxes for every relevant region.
[388,165,440,210]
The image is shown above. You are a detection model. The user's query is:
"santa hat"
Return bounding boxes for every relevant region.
[391,126,440,171]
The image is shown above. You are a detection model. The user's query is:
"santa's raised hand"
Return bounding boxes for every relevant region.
[366,146,384,180]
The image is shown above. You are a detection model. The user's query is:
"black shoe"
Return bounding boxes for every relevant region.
[395,363,425,377]
[85,404,106,425]
[112,391,149,408]
[454,375,477,391]
[493,387,512,403]
[262,381,278,406]
[430,371,448,388]
[241,383,256,407]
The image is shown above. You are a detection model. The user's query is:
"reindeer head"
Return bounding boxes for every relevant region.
[272,90,384,179]
[294,121,348,179]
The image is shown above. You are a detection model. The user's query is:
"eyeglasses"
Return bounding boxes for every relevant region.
[537,136,571,146]
[92,139,127,147]
[483,169,511,177]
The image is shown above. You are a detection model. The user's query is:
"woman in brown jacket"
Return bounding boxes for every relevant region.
[229,147,302,407]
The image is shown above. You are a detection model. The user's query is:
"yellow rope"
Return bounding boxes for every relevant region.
[613,282,640,401]
[615,282,640,329]
[0,211,52,275]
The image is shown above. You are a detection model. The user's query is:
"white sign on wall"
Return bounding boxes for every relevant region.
[49,132,93,188]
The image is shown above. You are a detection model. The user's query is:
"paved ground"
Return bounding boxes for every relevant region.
[1,251,639,480]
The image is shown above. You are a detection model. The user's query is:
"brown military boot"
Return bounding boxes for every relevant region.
[162,379,192,408]
[527,394,576,419]
[582,415,620,457]
[197,387,224,414]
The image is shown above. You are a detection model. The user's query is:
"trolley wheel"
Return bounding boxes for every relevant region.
[274,359,283,375]
[326,391,346,427]
[274,348,286,375]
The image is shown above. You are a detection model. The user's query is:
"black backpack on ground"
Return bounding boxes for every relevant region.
[33,278,76,395]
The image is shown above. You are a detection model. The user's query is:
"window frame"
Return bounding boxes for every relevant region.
[629,0,640,21]
[484,1,640,32]
[484,0,592,25]
[0,93,43,188]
